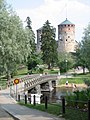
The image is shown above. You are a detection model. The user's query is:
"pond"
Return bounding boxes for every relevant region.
[41,85,87,103]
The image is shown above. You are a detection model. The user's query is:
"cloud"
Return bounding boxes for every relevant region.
[16,0,90,42]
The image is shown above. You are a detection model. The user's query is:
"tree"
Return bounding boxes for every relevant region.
[0,1,33,80]
[75,23,90,73]
[74,46,87,74]
[41,20,58,69]
[81,23,90,72]
[25,16,32,29]
[25,17,37,73]
[57,52,74,73]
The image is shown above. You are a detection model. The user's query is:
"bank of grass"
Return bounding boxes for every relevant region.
[19,102,61,115]
[59,78,85,85]
[44,69,59,74]
[0,78,7,89]
[18,102,88,120]
[65,108,88,120]
[73,72,90,77]
[59,76,90,85]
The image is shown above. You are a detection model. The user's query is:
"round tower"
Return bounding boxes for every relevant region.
[58,18,76,53]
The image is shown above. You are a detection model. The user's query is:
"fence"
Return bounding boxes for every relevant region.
[17,95,89,120]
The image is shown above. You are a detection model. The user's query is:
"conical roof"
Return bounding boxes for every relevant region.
[59,18,74,25]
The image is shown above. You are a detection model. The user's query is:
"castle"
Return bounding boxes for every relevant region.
[36,18,78,53]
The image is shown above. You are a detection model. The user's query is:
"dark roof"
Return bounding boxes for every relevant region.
[36,27,42,31]
[59,18,74,25]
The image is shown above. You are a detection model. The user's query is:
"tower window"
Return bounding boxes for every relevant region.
[60,25,63,27]
[68,25,70,27]
[66,39,67,41]
[68,28,70,30]
[68,36,70,38]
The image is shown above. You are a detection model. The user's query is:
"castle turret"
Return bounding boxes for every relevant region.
[58,18,76,53]
[36,27,42,53]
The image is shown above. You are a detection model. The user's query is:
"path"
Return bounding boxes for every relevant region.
[0,89,65,120]
[0,106,16,120]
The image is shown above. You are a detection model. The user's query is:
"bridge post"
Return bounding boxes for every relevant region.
[45,96,48,109]
[25,95,27,104]
[33,95,36,106]
[35,85,41,94]
[48,81,53,92]
[18,94,20,102]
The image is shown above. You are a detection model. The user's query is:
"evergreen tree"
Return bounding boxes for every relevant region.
[75,23,90,73]
[41,20,57,69]
[25,17,37,72]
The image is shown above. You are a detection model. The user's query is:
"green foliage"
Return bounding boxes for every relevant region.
[84,79,90,86]
[66,88,90,109]
[27,53,43,72]
[41,20,58,69]
[0,77,7,89]
[35,65,44,74]
[65,108,87,120]
[0,2,35,79]
[27,56,37,70]
[57,52,74,73]
[75,23,90,73]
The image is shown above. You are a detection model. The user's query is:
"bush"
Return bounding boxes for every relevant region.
[66,88,90,109]
[84,79,90,86]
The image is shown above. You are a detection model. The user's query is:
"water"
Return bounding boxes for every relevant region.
[41,86,87,103]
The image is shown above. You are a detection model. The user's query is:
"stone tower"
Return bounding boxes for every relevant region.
[36,27,42,53]
[58,18,76,53]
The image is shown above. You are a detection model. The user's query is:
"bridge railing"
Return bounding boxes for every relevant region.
[9,74,59,96]
[24,74,58,91]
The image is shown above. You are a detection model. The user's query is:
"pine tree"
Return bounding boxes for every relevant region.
[41,20,57,69]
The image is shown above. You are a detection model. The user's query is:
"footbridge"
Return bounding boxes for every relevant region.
[8,74,60,98]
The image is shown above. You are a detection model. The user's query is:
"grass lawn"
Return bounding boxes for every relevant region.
[0,78,7,89]
[65,108,88,120]
[19,102,61,116]
[18,101,88,120]
[59,78,85,85]
[59,72,90,85]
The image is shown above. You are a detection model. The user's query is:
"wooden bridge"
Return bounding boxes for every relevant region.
[9,74,60,97]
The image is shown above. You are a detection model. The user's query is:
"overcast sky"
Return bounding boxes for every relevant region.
[6,0,90,42]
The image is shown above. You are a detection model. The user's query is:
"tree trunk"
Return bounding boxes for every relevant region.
[7,71,11,81]
[48,64,51,69]
[82,66,85,74]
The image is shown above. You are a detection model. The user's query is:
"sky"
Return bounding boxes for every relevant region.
[6,0,90,43]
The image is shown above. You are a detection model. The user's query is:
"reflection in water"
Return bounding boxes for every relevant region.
[56,87,74,99]
[41,86,87,103]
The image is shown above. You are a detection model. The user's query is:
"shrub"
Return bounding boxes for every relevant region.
[84,79,90,86]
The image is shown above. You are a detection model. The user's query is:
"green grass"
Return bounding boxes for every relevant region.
[19,102,61,116]
[44,69,59,74]
[64,108,88,120]
[17,67,28,76]
[18,101,88,120]
[59,78,86,85]
[73,73,90,78]
[0,78,7,89]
